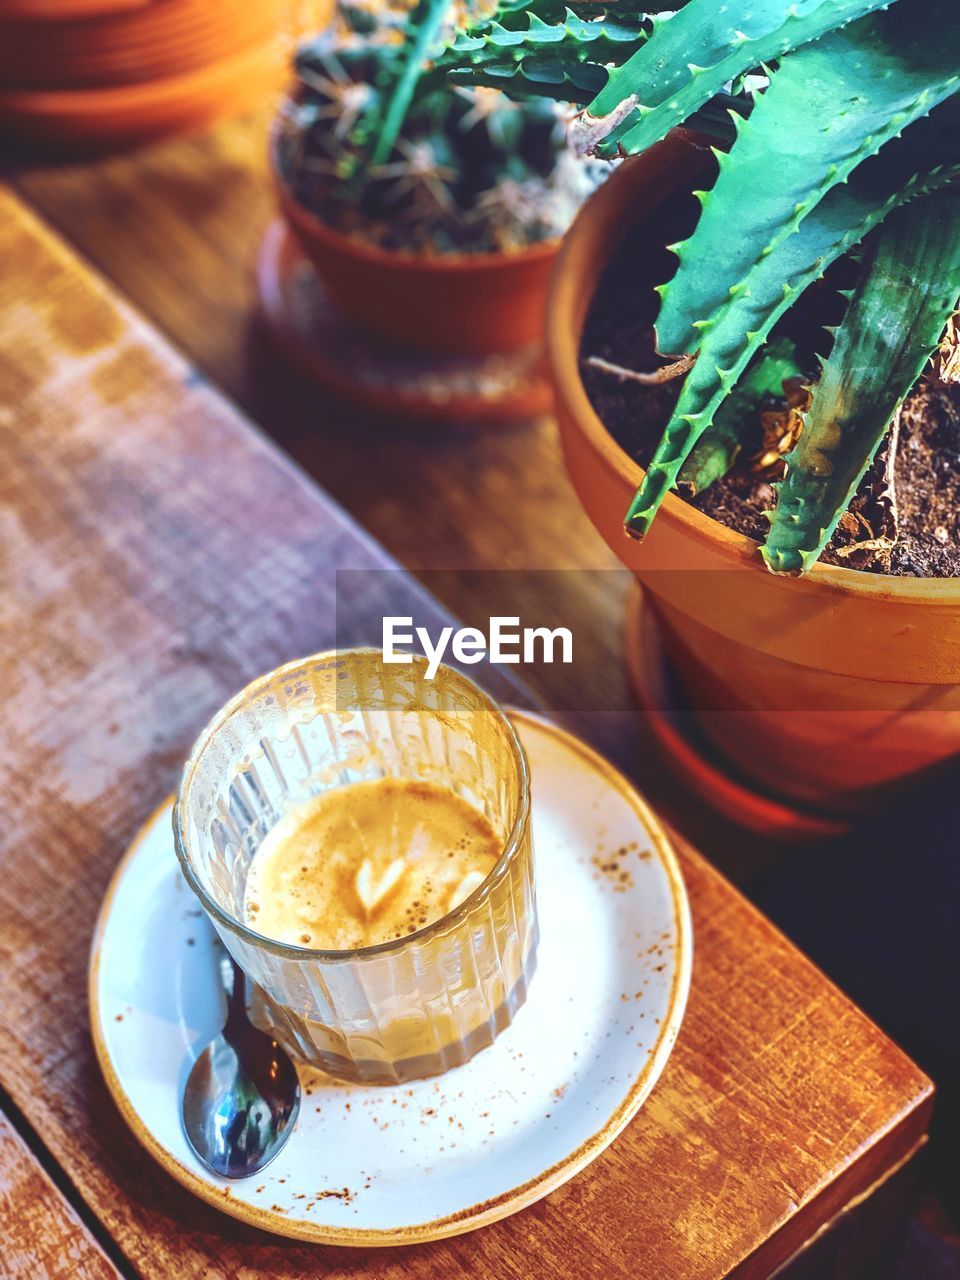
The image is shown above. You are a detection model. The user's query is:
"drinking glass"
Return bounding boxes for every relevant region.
[174,649,537,1084]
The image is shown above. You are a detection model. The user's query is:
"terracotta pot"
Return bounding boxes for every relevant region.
[271,122,560,357]
[547,131,960,816]
[256,219,553,423]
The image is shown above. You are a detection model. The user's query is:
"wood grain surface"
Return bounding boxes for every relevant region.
[0,1112,120,1280]
[0,183,934,1278]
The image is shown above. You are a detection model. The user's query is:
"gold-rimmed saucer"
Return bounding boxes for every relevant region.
[89,710,691,1244]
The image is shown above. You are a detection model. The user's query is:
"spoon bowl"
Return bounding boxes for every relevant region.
[182,951,300,1179]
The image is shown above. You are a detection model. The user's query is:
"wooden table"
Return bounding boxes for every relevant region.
[0,118,933,1279]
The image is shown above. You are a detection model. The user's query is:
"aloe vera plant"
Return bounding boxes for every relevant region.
[445,0,960,574]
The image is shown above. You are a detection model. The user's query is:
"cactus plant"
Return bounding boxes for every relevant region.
[278,0,607,256]
[446,0,960,574]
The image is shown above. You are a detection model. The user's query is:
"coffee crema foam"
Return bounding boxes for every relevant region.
[243,778,501,950]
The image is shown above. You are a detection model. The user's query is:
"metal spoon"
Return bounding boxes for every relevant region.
[181,951,300,1178]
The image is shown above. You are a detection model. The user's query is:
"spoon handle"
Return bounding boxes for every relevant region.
[220,952,248,1032]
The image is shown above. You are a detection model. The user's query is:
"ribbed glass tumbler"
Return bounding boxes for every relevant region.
[173,649,537,1083]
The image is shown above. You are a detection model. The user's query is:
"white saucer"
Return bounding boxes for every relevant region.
[89,710,691,1245]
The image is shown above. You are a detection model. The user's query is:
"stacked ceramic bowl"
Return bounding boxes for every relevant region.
[0,0,332,147]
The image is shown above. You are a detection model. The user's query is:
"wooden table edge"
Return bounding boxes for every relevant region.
[768,1133,929,1279]
[729,1086,934,1279]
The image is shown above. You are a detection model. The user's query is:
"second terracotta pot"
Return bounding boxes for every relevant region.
[273,142,559,357]
[547,133,960,817]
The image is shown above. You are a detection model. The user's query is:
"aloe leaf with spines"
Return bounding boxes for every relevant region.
[676,339,803,497]
[655,4,960,358]
[437,8,650,72]
[623,146,960,538]
[446,56,606,103]
[581,0,888,159]
[762,193,960,575]
[437,8,652,108]
[447,56,605,103]
[437,9,650,76]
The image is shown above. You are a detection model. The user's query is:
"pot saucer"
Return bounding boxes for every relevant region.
[624,587,852,842]
[89,709,691,1245]
[256,220,553,425]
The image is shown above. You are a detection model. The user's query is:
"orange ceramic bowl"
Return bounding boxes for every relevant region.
[0,42,287,145]
[0,0,285,88]
[0,0,143,16]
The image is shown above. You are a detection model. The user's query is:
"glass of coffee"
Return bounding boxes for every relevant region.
[174,649,537,1084]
